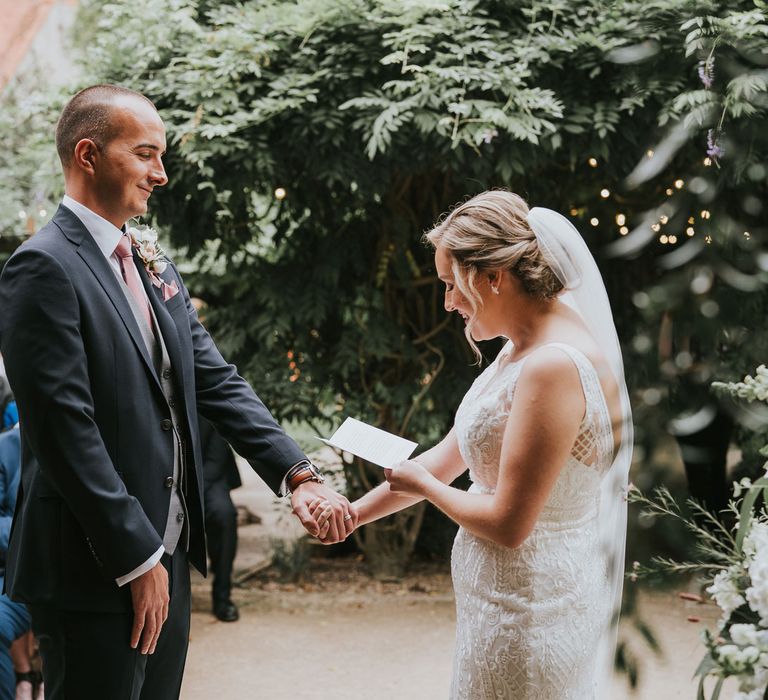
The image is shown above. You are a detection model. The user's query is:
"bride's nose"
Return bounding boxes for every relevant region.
[444,291,455,312]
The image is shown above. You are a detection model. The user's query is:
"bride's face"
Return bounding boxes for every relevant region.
[435,245,497,341]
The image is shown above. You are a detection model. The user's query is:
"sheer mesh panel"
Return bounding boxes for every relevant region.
[571,426,598,467]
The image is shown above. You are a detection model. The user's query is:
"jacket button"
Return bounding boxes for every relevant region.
[164,476,174,488]
[176,512,185,523]
[168,398,176,408]
[162,369,172,379]
[161,419,172,431]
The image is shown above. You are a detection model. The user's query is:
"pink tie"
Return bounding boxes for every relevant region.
[114,235,153,331]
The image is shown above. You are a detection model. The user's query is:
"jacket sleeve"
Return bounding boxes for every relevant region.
[0,248,163,579]
[166,264,307,494]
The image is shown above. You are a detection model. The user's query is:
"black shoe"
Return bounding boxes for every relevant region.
[213,599,239,622]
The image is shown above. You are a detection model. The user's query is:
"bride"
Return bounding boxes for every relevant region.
[313,190,633,699]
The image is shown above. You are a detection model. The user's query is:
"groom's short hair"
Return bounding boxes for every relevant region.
[55,85,157,168]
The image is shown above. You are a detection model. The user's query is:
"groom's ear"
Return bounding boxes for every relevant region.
[72,138,100,175]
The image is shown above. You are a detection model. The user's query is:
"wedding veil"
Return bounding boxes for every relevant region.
[526,207,634,698]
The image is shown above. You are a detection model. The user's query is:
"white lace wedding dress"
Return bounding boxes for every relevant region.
[450,341,614,699]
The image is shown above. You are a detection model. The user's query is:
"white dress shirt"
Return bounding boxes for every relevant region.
[61,195,165,586]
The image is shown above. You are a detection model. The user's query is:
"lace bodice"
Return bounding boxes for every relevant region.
[449,342,615,699]
[454,341,613,511]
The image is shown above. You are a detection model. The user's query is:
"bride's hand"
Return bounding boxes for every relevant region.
[384,459,431,497]
[306,496,358,542]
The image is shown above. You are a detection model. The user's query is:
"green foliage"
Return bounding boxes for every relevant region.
[629,484,739,578]
[51,0,712,444]
[610,0,768,491]
[0,83,66,254]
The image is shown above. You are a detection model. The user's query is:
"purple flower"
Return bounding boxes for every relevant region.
[707,129,724,160]
[698,59,714,89]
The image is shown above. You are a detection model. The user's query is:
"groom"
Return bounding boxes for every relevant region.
[0,84,355,699]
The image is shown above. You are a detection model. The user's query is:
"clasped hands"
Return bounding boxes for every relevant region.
[293,459,432,543]
[291,480,358,543]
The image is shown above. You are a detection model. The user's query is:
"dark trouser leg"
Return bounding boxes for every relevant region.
[140,549,191,700]
[204,481,238,604]
[30,605,147,700]
[30,549,191,700]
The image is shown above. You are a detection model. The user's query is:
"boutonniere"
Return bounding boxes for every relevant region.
[127,225,179,301]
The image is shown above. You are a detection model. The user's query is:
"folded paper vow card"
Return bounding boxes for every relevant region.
[318,417,418,468]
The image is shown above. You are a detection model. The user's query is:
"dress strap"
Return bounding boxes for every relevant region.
[525,342,615,470]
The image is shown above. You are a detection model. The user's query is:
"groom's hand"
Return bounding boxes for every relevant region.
[291,482,357,544]
[129,560,170,655]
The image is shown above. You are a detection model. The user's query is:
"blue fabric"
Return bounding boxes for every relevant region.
[0,431,30,700]
[1,404,16,431]
[0,429,20,561]
[0,576,30,700]
[0,650,12,700]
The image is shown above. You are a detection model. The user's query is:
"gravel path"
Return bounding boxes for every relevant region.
[179,455,737,699]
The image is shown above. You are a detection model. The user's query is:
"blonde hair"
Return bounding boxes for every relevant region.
[424,190,563,360]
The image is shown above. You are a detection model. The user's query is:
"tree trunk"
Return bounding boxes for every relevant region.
[353,503,426,581]
[672,403,733,515]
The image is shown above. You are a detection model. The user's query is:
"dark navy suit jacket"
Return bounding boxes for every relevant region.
[200,418,241,492]
[0,205,305,612]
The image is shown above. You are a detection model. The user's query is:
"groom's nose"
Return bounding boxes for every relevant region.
[149,163,168,187]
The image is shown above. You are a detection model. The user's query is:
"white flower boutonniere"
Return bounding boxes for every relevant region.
[127,224,179,301]
[127,225,167,274]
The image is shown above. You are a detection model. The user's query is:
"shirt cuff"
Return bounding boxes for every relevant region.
[115,546,165,587]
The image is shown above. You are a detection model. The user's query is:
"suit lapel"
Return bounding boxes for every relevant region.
[135,255,189,391]
[54,207,162,391]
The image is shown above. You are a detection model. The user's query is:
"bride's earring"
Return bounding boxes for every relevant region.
[491,286,499,295]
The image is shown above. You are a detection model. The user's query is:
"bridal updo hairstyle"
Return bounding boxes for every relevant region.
[425,190,563,357]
